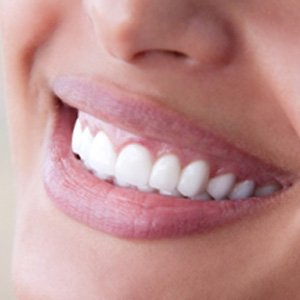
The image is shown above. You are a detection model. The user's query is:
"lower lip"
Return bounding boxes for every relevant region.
[44,103,287,239]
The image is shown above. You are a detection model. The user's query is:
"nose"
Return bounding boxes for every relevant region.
[85,0,235,68]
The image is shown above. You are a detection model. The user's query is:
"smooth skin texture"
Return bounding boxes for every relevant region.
[2,0,300,299]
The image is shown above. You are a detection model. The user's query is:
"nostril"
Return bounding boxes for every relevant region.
[168,50,187,58]
[169,50,188,59]
[133,49,189,61]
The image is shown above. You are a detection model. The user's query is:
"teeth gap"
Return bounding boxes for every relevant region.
[71,118,283,201]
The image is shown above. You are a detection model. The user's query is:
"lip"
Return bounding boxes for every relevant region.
[44,76,295,239]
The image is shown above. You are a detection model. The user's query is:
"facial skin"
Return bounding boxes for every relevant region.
[2,0,300,299]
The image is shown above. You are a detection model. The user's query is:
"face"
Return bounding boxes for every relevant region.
[2,0,300,299]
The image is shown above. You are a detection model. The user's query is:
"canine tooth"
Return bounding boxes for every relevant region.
[115,144,153,189]
[207,173,236,200]
[178,160,210,197]
[72,119,83,155]
[88,131,117,179]
[149,154,181,193]
[254,183,281,197]
[229,180,255,200]
[80,127,94,167]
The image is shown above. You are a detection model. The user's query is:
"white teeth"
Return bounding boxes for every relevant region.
[254,183,281,197]
[229,180,255,200]
[160,189,181,197]
[149,154,181,194]
[88,132,117,179]
[115,144,153,189]
[71,119,283,201]
[113,177,130,188]
[137,186,155,193]
[80,127,94,167]
[207,173,236,200]
[178,160,210,198]
[71,119,83,155]
[192,192,212,201]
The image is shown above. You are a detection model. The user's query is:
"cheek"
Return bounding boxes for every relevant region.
[241,17,300,140]
[2,0,68,176]
[3,1,60,56]
[2,0,63,104]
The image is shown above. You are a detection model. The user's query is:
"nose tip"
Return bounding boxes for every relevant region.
[86,0,236,68]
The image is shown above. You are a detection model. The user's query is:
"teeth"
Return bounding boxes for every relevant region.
[80,127,94,168]
[229,180,255,200]
[160,189,181,197]
[254,183,281,197]
[71,119,283,201]
[149,154,181,194]
[114,177,130,188]
[88,132,117,179]
[71,119,83,155]
[115,144,153,189]
[137,185,155,193]
[178,160,210,198]
[191,192,212,201]
[207,173,236,200]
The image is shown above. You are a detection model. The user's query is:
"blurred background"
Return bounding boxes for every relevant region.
[0,42,16,298]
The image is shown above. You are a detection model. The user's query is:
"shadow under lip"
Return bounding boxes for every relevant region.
[43,103,294,239]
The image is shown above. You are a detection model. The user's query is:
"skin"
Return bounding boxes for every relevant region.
[2,0,300,299]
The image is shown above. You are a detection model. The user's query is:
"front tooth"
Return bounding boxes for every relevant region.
[79,127,94,166]
[254,183,281,197]
[72,119,83,155]
[115,144,153,189]
[149,154,181,194]
[177,160,210,198]
[207,173,236,200]
[88,131,117,179]
[229,180,255,200]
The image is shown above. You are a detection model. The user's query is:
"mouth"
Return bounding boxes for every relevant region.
[44,76,295,239]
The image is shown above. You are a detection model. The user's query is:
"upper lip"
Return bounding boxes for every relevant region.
[52,75,236,157]
[52,75,294,186]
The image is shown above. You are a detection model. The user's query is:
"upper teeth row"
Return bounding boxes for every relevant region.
[72,119,281,201]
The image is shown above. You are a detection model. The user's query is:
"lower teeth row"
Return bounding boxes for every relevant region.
[72,119,281,201]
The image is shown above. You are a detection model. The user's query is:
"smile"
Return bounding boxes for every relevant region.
[73,113,282,201]
[44,76,295,239]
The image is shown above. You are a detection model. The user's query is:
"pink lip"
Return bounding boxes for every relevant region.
[44,76,294,239]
